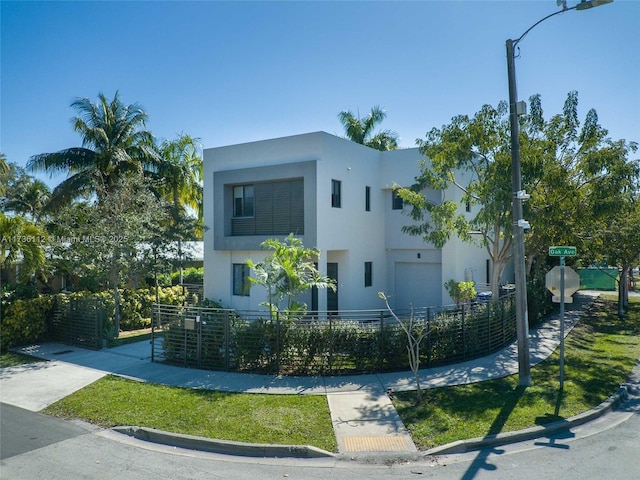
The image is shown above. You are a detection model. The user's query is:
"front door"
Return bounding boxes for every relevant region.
[327,262,338,311]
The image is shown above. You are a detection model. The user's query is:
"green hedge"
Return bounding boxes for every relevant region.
[0,286,188,352]
[1,296,55,352]
[159,297,518,375]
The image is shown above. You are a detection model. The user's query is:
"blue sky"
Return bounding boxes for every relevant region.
[2,0,639,188]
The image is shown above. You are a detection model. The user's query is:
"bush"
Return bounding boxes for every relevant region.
[444,280,477,305]
[1,296,54,352]
[171,267,203,285]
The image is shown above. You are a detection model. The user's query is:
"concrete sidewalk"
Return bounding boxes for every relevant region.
[1,291,602,456]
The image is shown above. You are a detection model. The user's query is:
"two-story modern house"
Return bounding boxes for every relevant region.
[203,131,509,313]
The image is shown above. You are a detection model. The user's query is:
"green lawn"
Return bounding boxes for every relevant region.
[392,295,640,450]
[0,352,46,368]
[39,295,640,453]
[43,376,338,452]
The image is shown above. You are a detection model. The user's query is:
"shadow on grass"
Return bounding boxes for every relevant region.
[460,385,526,479]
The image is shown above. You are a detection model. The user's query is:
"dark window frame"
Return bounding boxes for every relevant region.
[233,263,250,296]
[331,179,341,208]
[364,261,372,287]
[365,186,371,211]
[392,189,403,210]
[233,185,254,218]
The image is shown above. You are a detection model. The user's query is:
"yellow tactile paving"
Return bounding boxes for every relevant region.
[342,436,410,452]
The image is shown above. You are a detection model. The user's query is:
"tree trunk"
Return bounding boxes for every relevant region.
[112,249,121,336]
[618,267,626,319]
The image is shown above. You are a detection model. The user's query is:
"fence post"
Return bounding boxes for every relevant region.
[461,304,466,361]
[276,311,281,375]
[224,311,230,371]
[426,307,432,367]
[487,301,492,350]
[196,312,202,369]
[379,310,384,370]
[151,304,156,362]
[327,312,333,373]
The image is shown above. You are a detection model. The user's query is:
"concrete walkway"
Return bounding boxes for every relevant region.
[1,291,601,455]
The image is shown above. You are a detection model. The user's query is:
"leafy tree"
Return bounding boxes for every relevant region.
[27,92,158,210]
[583,193,640,317]
[520,92,639,273]
[397,92,638,299]
[338,105,399,151]
[44,175,169,333]
[397,101,513,298]
[247,234,335,319]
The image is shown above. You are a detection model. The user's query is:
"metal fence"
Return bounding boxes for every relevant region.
[151,293,516,376]
[49,296,105,350]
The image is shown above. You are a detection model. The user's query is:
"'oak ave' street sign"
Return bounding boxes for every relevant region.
[549,246,577,257]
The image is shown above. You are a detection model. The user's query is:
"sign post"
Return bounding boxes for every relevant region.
[547,247,578,389]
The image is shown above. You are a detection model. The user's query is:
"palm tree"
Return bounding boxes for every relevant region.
[0,153,9,196]
[4,177,51,222]
[0,213,47,310]
[338,105,399,151]
[151,133,203,284]
[27,92,158,209]
[153,133,203,226]
[247,234,336,319]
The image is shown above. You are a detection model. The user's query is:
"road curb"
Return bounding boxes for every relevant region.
[423,383,631,455]
[111,425,336,459]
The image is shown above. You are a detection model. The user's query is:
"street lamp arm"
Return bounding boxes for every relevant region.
[512,6,575,48]
[512,0,612,48]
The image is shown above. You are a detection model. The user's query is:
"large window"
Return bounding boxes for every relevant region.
[231,179,304,236]
[331,179,341,208]
[233,263,250,296]
[233,185,254,217]
[392,189,403,210]
[364,261,372,287]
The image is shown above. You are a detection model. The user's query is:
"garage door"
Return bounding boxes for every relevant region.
[394,262,442,309]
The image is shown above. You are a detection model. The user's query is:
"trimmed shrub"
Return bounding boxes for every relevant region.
[1,296,54,352]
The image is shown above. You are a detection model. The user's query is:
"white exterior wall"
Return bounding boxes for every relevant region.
[203,131,509,313]
[314,135,387,310]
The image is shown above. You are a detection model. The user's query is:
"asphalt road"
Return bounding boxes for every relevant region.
[1,395,639,480]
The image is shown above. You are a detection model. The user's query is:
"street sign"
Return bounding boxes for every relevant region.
[549,246,577,257]
[546,265,580,302]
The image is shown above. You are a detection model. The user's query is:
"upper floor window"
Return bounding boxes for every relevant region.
[331,179,341,208]
[365,186,371,211]
[465,198,471,212]
[392,189,403,210]
[233,185,254,217]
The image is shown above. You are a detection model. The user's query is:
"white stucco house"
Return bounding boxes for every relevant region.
[203,131,510,312]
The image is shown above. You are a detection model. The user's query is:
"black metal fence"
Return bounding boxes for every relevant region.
[151,293,516,375]
[49,296,105,350]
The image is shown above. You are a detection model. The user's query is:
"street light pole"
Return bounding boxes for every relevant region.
[505,0,612,387]
[506,38,531,386]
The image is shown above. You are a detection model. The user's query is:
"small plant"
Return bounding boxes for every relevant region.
[444,279,477,306]
[247,234,335,320]
[379,292,432,404]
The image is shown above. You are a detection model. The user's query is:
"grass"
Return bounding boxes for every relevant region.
[38,295,640,453]
[0,352,46,368]
[392,295,640,450]
[43,375,338,452]
[108,328,153,347]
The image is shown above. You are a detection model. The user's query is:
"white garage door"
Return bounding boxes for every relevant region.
[394,262,442,309]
